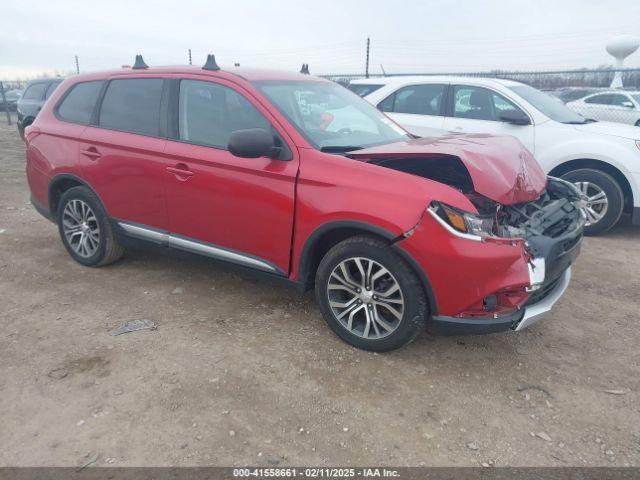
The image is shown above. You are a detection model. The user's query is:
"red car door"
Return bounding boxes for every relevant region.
[162,77,299,275]
[79,77,169,230]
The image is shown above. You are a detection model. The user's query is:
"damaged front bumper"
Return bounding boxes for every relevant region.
[430,266,572,335]
[398,177,584,336]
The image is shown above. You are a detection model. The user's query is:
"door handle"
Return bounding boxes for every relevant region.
[166,163,194,180]
[80,146,102,160]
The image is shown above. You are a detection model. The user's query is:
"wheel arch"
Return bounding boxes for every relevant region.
[48,174,104,218]
[549,158,634,212]
[297,220,438,316]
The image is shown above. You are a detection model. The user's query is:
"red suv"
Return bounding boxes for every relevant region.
[25,56,584,351]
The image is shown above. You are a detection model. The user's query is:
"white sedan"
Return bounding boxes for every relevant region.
[350,76,640,235]
[567,90,640,126]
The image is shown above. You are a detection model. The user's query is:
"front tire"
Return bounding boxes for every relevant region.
[315,236,428,352]
[57,186,125,266]
[561,168,624,235]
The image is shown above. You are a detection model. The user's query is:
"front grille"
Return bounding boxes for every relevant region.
[499,179,583,239]
[560,235,581,254]
[543,213,575,238]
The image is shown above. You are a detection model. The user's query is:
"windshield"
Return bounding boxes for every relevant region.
[509,85,588,124]
[632,94,640,104]
[255,81,410,151]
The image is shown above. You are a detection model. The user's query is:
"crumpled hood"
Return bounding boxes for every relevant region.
[348,134,547,205]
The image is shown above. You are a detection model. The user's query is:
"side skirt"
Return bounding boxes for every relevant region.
[115,220,286,276]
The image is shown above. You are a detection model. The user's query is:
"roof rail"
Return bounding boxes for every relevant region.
[132,54,149,70]
[203,54,221,71]
[300,63,310,74]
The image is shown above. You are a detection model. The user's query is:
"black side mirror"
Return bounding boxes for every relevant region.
[228,128,280,159]
[499,109,530,125]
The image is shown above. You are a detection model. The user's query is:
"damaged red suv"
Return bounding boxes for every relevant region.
[25,56,584,351]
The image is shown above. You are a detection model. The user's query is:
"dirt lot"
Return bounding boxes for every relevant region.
[0,115,639,468]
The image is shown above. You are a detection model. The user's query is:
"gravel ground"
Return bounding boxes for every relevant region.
[1,115,639,468]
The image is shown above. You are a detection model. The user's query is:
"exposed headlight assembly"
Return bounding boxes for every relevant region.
[428,201,496,241]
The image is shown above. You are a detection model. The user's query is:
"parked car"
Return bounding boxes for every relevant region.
[25,60,584,351]
[566,90,640,126]
[0,88,23,111]
[17,78,63,139]
[352,76,640,234]
[553,87,602,104]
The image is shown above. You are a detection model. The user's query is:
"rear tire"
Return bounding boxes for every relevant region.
[315,236,427,352]
[57,186,125,266]
[561,168,624,235]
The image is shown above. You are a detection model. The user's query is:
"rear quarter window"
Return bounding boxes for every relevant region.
[98,78,164,136]
[56,81,105,124]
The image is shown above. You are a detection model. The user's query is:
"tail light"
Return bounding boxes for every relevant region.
[24,125,40,145]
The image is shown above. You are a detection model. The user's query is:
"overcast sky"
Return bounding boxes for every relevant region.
[1,0,639,79]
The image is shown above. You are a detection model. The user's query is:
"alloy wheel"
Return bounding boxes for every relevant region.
[574,181,608,226]
[326,257,404,340]
[62,199,100,257]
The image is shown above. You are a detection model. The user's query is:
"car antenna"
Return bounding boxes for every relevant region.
[300,63,310,74]
[203,54,221,71]
[132,54,149,69]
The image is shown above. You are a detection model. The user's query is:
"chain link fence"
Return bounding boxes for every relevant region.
[322,68,640,127]
[321,68,640,88]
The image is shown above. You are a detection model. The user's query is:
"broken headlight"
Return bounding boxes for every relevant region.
[429,201,497,240]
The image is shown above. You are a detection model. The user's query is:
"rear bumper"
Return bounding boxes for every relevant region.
[430,267,571,335]
[31,196,55,222]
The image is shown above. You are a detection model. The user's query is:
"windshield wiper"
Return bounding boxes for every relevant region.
[320,146,364,153]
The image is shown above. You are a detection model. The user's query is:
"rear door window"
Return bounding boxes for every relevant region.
[56,81,105,124]
[584,94,613,105]
[379,84,445,116]
[98,78,164,136]
[23,83,48,100]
